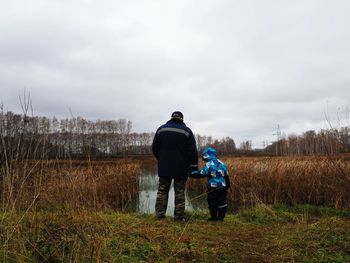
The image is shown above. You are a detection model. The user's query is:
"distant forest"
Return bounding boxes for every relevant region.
[0,111,349,160]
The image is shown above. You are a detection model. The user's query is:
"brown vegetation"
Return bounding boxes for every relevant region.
[188,156,350,209]
[39,160,140,210]
[1,158,140,212]
[1,102,349,211]
[2,155,350,212]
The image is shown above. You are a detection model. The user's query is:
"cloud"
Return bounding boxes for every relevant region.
[1,0,349,148]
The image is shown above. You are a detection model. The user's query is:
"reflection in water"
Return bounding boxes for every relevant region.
[135,166,236,215]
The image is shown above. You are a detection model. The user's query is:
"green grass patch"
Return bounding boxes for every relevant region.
[1,205,349,262]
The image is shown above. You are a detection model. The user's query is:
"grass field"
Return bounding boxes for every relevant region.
[1,204,349,262]
[1,155,350,262]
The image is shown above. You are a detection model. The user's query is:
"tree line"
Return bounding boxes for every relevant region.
[0,111,237,160]
[264,128,350,156]
[1,110,348,160]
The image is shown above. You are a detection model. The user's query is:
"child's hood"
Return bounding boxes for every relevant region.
[202,147,217,161]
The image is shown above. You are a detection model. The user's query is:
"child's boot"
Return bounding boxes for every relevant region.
[218,206,227,221]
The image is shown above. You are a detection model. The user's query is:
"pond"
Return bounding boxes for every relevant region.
[133,166,236,216]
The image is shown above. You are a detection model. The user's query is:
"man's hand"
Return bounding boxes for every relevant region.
[188,169,199,178]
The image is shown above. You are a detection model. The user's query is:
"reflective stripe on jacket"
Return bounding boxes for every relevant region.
[152,119,198,178]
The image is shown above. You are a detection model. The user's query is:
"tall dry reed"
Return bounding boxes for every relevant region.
[187,156,350,209]
[1,158,141,212]
[39,160,140,210]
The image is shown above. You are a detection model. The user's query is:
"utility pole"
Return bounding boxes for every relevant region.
[272,125,281,156]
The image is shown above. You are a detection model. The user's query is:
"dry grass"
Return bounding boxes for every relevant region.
[0,159,141,211]
[39,160,140,210]
[188,156,350,209]
[2,155,350,211]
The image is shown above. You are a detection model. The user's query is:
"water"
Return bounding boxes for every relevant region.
[134,166,232,215]
[135,167,205,215]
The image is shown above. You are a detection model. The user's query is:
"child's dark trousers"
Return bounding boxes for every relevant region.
[207,187,228,221]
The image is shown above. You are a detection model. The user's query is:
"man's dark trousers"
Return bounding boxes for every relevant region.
[155,177,186,220]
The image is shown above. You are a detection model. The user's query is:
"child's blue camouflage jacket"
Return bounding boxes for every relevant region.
[190,147,230,190]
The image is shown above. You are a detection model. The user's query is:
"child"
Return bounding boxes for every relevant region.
[190,147,230,221]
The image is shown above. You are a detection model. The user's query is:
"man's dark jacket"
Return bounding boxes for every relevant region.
[152,119,198,178]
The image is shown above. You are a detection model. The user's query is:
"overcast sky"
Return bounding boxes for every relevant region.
[1,0,349,148]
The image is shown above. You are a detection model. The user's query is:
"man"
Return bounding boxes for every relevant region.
[152,111,198,221]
